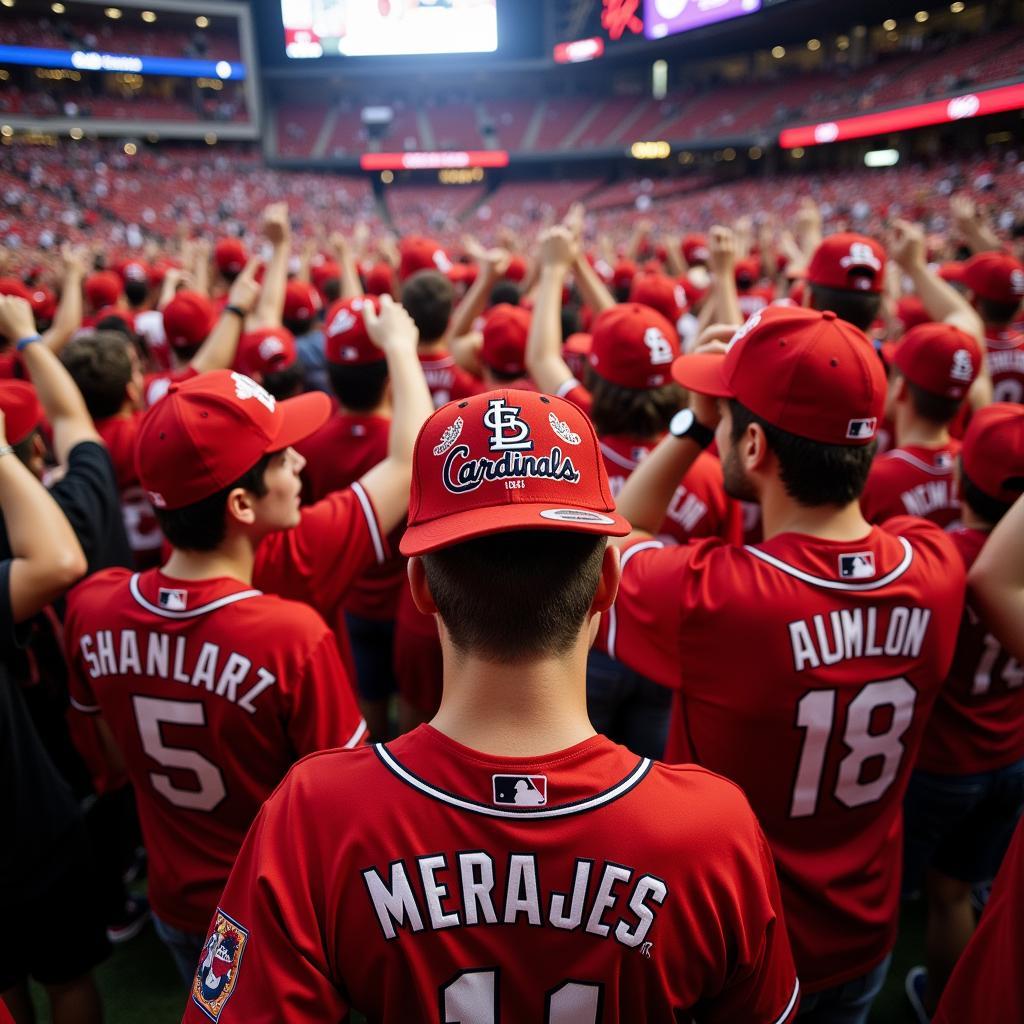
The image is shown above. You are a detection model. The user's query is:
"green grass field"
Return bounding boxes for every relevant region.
[32,899,927,1022]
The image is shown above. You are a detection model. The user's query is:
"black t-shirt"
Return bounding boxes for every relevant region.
[0,559,82,900]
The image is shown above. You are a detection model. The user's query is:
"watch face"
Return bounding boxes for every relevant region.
[671,409,694,437]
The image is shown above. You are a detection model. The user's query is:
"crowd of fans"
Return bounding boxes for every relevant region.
[1,116,1024,1023]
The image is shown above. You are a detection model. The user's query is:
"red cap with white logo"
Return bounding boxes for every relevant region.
[961,252,1024,306]
[236,326,298,376]
[283,280,322,326]
[399,236,451,280]
[214,238,248,275]
[881,323,981,400]
[135,369,329,511]
[682,235,710,265]
[807,233,887,294]
[673,306,886,446]
[961,403,1024,506]
[324,296,383,365]
[589,303,680,390]
[401,390,629,556]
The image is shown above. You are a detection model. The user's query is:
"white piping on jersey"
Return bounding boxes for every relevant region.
[599,442,639,471]
[375,743,652,819]
[128,573,263,619]
[602,540,664,662]
[351,480,386,565]
[743,536,914,591]
[69,695,100,714]
[344,719,368,749]
[985,332,1022,351]
[773,978,801,1024]
[882,449,951,475]
[555,377,581,400]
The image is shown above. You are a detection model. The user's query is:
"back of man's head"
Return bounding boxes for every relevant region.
[401,270,454,344]
[62,331,134,420]
[807,233,886,332]
[960,403,1024,526]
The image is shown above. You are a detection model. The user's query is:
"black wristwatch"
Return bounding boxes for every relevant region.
[224,304,246,318]
[669,409,715,448]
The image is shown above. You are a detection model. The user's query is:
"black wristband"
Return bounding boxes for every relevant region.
[225,305,246,318]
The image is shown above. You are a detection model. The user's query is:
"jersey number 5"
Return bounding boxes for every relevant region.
[790,677,916,818]
[441,969,602,1022]
[132,695,227,812]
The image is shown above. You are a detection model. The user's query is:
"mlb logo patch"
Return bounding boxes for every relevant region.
[191,909,248,1022]
[839,552,876,579]
[846,417,877,440]
[158,588,188,611]
[492,774,547,807]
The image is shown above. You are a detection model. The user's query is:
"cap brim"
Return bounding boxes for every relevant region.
[400,503,631,557]
[271,391,331,450]
[671,352,734,397]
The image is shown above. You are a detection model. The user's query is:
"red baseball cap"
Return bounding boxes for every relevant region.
[629,273,686,324]
[324,296,383,365]
[399,236,451,280]
[504,256,527,282]
[682,235,710,266]
[612,259,637,290]
[0,277,31,301]
[807,234,886,294]
[482,304,531,377]
[29,285,57,322]
[117,258,149,284]
[882,323,981,400]
[148,259,178,288]
[364,262,394,296]
[135,369,329,511]
[734,258,761,287]
[0,380,43,444]
[961,403,1024,505]
[961,252,1024,306]
[673,306,886,446]
[310,259,341,291]
[563,331,592,380]
[93,306,136,335]
[938,261,965,284]
[895,296,931,332]
[589,303,680,390]
[283,280,321,326]
[236,326,297,376]
[214,238,248,276]
[401,389,629,556]
[84,270,123,309]
[162,291,217,350]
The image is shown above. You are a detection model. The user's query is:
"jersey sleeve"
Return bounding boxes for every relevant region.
[284,627,367,755]
[554,378,593,417]
[253,483,386,617]
[182,769,350,1024]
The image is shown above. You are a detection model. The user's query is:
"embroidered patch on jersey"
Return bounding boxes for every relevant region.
[839,552,875,579]
[492,774,547,806]
[191,910,248,1022]
[845,417,877,440]
[158,588,188,611]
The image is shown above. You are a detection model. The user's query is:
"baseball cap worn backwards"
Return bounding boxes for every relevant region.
[673,306,886,446]
[401,389,630,556]
[135,369,329,511]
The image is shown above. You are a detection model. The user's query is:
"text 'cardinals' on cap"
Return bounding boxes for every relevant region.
[807,233,887,294]
[482,304,531,377]
[0,380,43,445]
[673,306,886,445]
[589,303,680,390]
[324,295,383,365]
[401,390,630,556]
[135,369,329,511]
[236,326,297,377]
[961,251,1024,306]
[882,322,981,400]
[961,403,1024,506]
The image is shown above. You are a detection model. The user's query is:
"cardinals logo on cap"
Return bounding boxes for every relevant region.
[231,372,275,413]
[191,910,248,1021]
[950,349,975,383]
[840,242,882,273]
[643,327,674,366]
[484,398,532,452]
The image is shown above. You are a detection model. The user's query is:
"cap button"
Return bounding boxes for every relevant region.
[821,310,837,321]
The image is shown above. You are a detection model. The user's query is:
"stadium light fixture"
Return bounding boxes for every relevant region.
[864,148,899,167]
[196,15,209,29]
[124,142,137,156]
[915,10,929,21]
[52,2,65,12]
[69,127,83,139]
[105,8,122,19]
[631,140,671,159]
[553,38,604,63]
[0,1,14,8]
[950,1,964,10]
[748,146,763,159]
[0,125,13,138]
[771,45,785,58]
[381,170,394,184]
[836,35,850,50]
[882,18,896,30]
[722,148,736,161]
[204,133,217,145]
[652,60,667,101]
[142,10,156,22]
[807,38,821,51]
[791,147,805,158]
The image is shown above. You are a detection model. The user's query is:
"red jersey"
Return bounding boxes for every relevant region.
[860,442,961,528]
[916,526,1024,774]
[143,365,198,408]
[96,411,163,568]
[934,814,1024,1024]
[419,349,483,408]
[556,375,593,417]
[297,412,403,620]
[985,328,1024,404]
[65,568,366,934]
[599,436,742,545]
[182,725,799,1024]
[598,519,964,990]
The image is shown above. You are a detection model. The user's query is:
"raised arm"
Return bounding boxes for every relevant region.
[249,202,291,330]
[330,230,364,301]
[41,243,87,353]
[700,226,742,330]
[448,238,509,341]
[0,296,99,463]
[357,295,433,535]
[951,194,1002,255]
[524,226,577,396]
[189,257,262,375]
[967,493,1024,663]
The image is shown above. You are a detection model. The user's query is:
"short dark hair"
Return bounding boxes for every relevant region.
[262,362,306,401]
[489,281,520,307]
[327,361,389,412]
[12,428,39,466]
[401,270,453,343]
[321,278,341,305]
[61,332,133,420]
[905,376,963,426]
[586,368,683,438]
[809,284,882,332]
[978,297,1021,327]
[729,399,876,506]
[154,452,272,552]
[961,462,1023,525]
[422,531,606,662]
[124,279,148,308]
